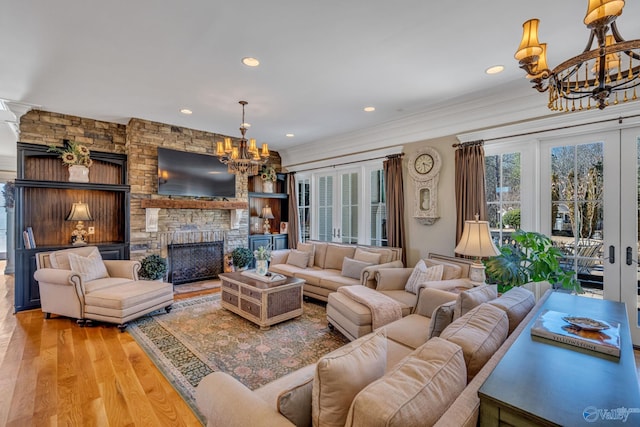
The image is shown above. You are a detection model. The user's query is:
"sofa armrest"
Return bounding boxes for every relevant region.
[34,268,81,286]
[417,278,473,291]
[103,260,140,280]
[196,372,295,427]
[414,288,458,317]
[362,260,404,288]
[374,268,414,291]
[270,250,291,265]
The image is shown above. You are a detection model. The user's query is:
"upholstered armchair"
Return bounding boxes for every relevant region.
[34,246,174,330]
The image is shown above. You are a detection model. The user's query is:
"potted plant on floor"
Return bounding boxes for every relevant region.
[231,247,253,271]
[139,254,168,281]
[484,230,581,298]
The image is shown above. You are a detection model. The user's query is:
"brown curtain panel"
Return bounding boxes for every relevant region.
[384,154,407,265]
[455,142,487,244]
[287,172,299,249]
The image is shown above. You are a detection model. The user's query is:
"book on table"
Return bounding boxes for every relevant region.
[530,309,621,357]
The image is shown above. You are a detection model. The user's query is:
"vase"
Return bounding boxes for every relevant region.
[68,165,89,183]
[263,180,274,193]
[255,259,268,276]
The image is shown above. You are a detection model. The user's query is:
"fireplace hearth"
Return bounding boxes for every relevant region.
[169,241,224,285]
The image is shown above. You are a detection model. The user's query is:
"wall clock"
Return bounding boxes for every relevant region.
[407,147,442,225]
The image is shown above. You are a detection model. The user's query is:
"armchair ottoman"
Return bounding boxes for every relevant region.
[34,246,174,331]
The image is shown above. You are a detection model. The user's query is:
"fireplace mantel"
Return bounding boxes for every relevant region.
[140,199,248,210]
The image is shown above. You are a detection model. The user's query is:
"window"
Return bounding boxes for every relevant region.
[485,152,521,246]
[370,169,387,246]
[297,177,310,242]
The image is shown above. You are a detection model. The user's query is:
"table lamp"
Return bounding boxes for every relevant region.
[261,206,275,234]
[454,215,500,285]
[66,201,93,245]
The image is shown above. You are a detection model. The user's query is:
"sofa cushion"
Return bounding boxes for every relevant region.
[405,260,443,294]
[68,250,109,282]
[440,303,508,382]
[287,249,311,269]
[312,242,328,268]
[324,244,357,270]
[427,300,456,339]
[424,258,463,280]
[341,257,373,280]
[297,242,316,267]
[488,286,536,334]
[383,314,431,350]
[312,329,387,427]
[353,248,382,265]
[378,290,416,316]
[345,337,466,427]
[454,284,497,319]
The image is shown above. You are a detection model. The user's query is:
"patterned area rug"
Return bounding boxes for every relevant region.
[128,293,348,422]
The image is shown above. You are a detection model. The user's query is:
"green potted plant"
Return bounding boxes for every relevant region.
[484,229,581,296]
[231,247,254,270]
[139,254,168,281]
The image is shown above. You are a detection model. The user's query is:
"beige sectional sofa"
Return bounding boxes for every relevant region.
[268,241,403,302]
[196,285,544,427]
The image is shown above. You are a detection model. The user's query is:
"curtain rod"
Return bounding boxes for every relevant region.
[454,113,640,146]
[452,139,484,148]
[292,155,397,173]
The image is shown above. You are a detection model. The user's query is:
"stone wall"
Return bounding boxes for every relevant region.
[19,110,281,261]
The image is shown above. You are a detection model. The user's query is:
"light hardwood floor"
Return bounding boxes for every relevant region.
[1,264,640,426]
[0,265,207,426]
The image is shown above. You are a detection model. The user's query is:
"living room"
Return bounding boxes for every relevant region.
[2,1,640,426]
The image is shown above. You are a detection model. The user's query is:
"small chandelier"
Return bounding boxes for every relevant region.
[515,0,640,112]
[215,101,270,175]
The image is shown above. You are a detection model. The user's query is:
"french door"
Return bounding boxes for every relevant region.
[315,169,359,244]
[541,127,640,345]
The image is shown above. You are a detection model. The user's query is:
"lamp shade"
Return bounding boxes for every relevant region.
[454,219,500,258]
[261,206,275,219]
[584,0,624,27]
[66,202,93,221]
[515,19,543,61]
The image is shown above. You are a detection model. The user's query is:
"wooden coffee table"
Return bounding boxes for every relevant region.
[219,272,305,330]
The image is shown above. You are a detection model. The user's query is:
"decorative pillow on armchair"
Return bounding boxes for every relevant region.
[68,250,109,282]
[404,260,443,294]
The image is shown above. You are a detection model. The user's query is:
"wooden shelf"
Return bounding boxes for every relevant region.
[140,198,248,210]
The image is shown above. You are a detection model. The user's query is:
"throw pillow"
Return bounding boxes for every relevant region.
[286,249,311,269]
[427,300,456,339]
[424,259,463,280]
[68,250,109,282]
[297,242,316,268]
[453,284,498,319]
[404,261,444,294]
[353,248,382,265]
[440,303,508,382]
[341,257,373,280]
[344,338,466,427]
[277,377,314,427]
[312,329,387,427]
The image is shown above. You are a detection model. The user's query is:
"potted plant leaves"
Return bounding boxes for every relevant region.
[231,247,254,271]
[484,229,581,298]
[139,254,168,281]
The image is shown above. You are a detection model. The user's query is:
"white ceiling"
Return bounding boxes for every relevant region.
[1,0,639,163]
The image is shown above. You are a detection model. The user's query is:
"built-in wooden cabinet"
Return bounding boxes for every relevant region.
[14,142,130,312]
[248,173,289,253]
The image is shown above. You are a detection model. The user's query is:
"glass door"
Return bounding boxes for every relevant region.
[313,169,360,243]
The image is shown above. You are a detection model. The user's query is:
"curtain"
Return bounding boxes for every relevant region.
[287,172,299,249]
[384,154,407,266]
[455,142,487,244]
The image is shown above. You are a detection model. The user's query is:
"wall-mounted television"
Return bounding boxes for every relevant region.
[157,147,236,198]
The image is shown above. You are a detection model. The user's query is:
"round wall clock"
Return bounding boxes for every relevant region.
[408,147,441,181]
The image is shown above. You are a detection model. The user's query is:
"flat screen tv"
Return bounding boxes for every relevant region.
[157,147,236,198]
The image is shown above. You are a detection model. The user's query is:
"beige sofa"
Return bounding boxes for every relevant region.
[269,241,403,302]
[196,285,543,427]
[327,253,475,340]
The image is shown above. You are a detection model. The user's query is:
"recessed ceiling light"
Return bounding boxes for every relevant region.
[485,65,505,75]
[180,108,193,115]
[242,57,260,67]
[364,106,375,112]
[286,133,295,137]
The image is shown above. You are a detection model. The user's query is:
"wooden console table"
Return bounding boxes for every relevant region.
[219,272,304,330]
[479,292,640,426]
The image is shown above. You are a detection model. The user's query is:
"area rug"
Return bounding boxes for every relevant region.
[128,293,348,421]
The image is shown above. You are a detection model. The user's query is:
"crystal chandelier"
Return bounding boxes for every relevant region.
[515,0,640,111]
[215,101,270,175]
